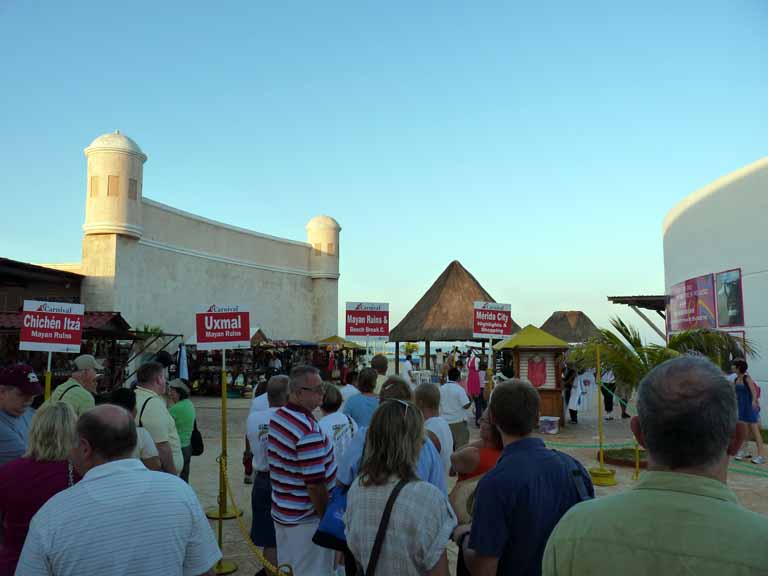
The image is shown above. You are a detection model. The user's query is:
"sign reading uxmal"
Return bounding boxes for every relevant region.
[346,302,389,338]
[473,301,512,339]
[20,300,85,353]
[195,304,251,351]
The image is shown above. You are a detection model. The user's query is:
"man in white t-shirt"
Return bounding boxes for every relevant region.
[245,375,289,573]
[415,383,454,476]
[440,367,471,449]
[319,385,358,464]
[401,355,415,387]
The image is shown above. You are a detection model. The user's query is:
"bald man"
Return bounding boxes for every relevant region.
[17,405,221,576]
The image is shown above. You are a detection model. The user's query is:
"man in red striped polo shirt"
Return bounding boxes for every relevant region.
[268,365,336,574]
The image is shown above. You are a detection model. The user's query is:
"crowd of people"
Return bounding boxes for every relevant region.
[1,350,767,575]
[0,355,211,575]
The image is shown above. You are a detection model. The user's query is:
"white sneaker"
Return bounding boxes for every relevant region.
[735,450,751,461]
[751,456,766,465]
[604,415,615,421]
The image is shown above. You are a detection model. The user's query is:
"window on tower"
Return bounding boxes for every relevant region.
[314,243,322,256]
[108,175,120,197]
[128,179,138,200]
[89,176,99,197]
[327,243,335,256]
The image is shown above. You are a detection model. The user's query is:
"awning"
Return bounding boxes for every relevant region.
[317,335,362,349]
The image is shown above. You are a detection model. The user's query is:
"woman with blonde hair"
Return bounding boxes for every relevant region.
[0,401,79,575]
[345,399,456,575]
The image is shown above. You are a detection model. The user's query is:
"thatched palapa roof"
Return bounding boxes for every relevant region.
[389,260,521,342]
[539,311,599,344]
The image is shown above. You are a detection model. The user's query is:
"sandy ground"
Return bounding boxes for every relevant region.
[190,396,768,575]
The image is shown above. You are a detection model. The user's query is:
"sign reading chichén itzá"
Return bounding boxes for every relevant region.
[473,301,513,339]
[195,304,251,350]
[345,302,389,338]
[20,300,85,353]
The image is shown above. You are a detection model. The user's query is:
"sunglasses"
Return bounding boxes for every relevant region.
[384,398,414,417]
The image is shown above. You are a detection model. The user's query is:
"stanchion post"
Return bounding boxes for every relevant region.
[44,351,52,400]
[589,346,617,486]
[206,350,238,575]
[633,441,641,481]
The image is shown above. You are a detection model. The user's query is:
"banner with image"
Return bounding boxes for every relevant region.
[716,269,744,328]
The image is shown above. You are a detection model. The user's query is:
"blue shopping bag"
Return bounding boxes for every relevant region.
[312,486,348,551]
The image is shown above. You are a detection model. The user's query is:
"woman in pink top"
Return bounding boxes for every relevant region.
[0,402,79,576]
[465,352,484,425]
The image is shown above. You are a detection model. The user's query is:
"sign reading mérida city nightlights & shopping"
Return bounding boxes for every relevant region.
[195,304,251,350]
[20,300,84,353]
[473,301,513,339]
[345,302,389,338]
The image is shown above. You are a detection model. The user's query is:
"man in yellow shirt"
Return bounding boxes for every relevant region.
[49,354,101,416]
[134,362,183,475]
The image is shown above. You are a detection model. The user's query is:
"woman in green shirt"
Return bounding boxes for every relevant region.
[168,379,196,483]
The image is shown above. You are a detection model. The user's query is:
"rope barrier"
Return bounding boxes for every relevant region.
[221,460,295,576]
[728,463,768,479]
[544,441,636,449]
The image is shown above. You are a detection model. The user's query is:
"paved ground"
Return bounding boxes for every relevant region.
[190,396,768,575]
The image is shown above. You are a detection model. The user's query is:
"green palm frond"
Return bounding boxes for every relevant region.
[566,318,758,391]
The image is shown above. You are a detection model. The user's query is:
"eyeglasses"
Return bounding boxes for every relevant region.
[300,385,325,395]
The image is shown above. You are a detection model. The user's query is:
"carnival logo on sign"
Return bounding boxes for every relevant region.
[206,304,241,313]
[36,302,77,314]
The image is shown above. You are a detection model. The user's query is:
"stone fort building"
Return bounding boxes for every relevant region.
[45,130,340,342]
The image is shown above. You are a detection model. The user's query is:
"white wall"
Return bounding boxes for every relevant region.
[79,197,338,342]
[663,158,768,425]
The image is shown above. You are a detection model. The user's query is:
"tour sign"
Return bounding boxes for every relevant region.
[473,301,513,339]
[20,300,85,353]
[345,302,389,338]
[195,304,250,351]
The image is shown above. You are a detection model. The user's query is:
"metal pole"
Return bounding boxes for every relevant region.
[597,346,605,468]
[44,351,52,400]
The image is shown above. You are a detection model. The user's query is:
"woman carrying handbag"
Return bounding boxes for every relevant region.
[344,399,456,575]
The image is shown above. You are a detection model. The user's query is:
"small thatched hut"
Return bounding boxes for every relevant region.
[539,311,599,344]
[389,260,521,370]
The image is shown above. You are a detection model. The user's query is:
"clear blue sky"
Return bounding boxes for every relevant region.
[1,1,766,341]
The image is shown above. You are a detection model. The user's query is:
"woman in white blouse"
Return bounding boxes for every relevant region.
[345,399,456,576]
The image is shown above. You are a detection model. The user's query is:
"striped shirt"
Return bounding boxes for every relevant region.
[268,402,337,525]
[16,458,221,576]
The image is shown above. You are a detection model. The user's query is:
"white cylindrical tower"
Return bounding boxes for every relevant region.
[306,215,341,278]
[83,130,147,238]
[306,215,341,339]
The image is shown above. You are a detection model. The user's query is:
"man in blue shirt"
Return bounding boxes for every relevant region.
[0,364,41,465]
[455,379,593,576]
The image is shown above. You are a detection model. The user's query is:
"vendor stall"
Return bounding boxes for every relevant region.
[493,325,570,425]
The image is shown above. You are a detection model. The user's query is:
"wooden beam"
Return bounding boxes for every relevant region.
[395,342,400,375]
[630,305,667,341]
[425,340,431,370]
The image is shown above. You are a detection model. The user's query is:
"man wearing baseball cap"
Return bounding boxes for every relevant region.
[0,364,42,465]
[47,354,102,417]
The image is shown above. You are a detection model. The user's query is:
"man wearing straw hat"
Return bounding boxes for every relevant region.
[543,356,768,576]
